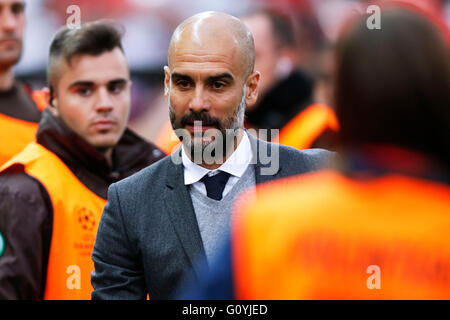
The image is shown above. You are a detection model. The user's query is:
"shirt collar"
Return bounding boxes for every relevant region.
[182,131,252,185]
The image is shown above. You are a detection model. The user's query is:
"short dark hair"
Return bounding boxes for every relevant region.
[47,20,125,89]
[334,7,450,164]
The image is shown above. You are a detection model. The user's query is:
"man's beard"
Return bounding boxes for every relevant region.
[169,87,246,162]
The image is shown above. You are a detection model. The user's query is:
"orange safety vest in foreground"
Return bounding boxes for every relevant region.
[0,142,106,300]
[0,90,47,166]
[276,104,339,150]
[232,171,450,299]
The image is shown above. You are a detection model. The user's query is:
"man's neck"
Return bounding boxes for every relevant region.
[100,147,114,168]
[94,145,114,167]
[0,69,15,91]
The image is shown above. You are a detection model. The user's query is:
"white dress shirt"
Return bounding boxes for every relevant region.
[182,131,253,197]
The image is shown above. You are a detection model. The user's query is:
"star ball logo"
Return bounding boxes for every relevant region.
[77,207,96,232]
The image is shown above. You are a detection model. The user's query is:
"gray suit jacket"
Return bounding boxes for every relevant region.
[91,134,334,299]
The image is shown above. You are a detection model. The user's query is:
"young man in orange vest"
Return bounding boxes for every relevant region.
[179,4,450,300]
[0,0,45,165]
[0,21,165,299]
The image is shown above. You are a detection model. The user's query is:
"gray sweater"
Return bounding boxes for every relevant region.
[189,164,256,265]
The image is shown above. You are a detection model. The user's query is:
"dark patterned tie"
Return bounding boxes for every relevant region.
[201,171,231,200]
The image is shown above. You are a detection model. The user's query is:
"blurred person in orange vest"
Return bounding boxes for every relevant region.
[178,3,450,300]
[242,9,338,150]
[0,0,46,166]
[276,41,340,151]
[0,21,165,300]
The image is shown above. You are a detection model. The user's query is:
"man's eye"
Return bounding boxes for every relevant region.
[77,87,92,96]
[212,82,226,89]
[176,80,191,89]
[108,83,125,93]
[11,3,25,15]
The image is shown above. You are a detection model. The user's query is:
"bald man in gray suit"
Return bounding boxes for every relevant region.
[91,11,335,300]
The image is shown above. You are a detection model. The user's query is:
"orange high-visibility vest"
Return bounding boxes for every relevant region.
[275,104,339,150]
[0,90,46,166]
[232,171,450,299]
[0,113,38,166]
[155,120,180,155]
[0,142,107,300]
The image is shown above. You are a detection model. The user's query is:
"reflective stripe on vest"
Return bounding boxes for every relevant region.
[1,142,107,300]
[232,171,450,299]
[0,113,38,166]
[275,104,339,150]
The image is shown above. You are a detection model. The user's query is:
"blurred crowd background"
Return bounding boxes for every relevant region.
[14,0,450,143]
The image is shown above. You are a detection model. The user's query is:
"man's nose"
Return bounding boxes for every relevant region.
[0,9,19,33]
[95,87,114,113]
[189,86,210,112]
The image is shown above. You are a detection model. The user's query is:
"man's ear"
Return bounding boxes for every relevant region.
[41,87,51,106]
[245,71,260,108]
[43,87,59,116]
[163,66,171,98]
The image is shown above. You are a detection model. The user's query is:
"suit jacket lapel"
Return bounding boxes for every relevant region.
[163,150,207,278]
[161,135,279,278]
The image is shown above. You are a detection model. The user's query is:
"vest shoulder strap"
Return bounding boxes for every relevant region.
[277,104,339,150]
[1,141,104,204]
